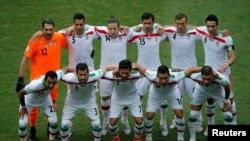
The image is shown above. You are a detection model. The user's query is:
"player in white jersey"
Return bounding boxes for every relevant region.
[195,14,237,136]
[128,12,168,136]
[18,66,73,141]
[164,13,204,132]
[101,59,144,141]
[59,13,99,71]
[133,63,202,141]
[188,66,233,141]
[59,63,116,141]
[94,17,133,136]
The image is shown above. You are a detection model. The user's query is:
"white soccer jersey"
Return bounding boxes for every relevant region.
[59,25,99,71]
[195,26,233,76]
[144,69,186,94]
[129,28,167,69]
[190,72,230,92]
[102,70,142,105]
[61,69,104,102]
[164,26,200,69]
[24,70,64,101]
[95,26,133,67]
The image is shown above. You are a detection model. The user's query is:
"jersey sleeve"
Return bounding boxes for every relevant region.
[170,71,186,82]
[144,70,157,81]
[24,40,37,58]
[56,70,65,81]
[215,72,230,86]
[88,69,105,81]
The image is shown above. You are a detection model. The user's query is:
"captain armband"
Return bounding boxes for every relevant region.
[226,45,235,52]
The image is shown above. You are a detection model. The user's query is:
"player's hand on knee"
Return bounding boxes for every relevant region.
[16,77,25,93]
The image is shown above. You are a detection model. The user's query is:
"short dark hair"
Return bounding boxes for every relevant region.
[157,65,170,75]
[42,18,54,28]
[76,63,89,73]
[73,13,85,21]
[201,66,213,75]
[107,16,120,26]
[119,59,132,70]
[175,13,188,21]
[45,71,57,80]
[205,14,218,25]
[141,12,154,22]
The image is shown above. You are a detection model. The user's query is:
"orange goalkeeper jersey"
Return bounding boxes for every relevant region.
[24,32,67,81]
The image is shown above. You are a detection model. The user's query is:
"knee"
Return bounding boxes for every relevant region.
[189,110,199,120]
[91,120,101,129]
[223,112,233,119]
[48,117,57,126]
[61,119,72,129]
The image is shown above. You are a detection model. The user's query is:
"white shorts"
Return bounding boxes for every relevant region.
[135,77,151,96]
[62,98,100,120]
[146,88,183,112]
[100,79,113,97]
[25,96,57,118]
[110,101,143,118]
[177,78,196,97]
[191,85,225,109]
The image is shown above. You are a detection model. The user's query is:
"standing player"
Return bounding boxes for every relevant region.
[94,17,133,136]
[163,13,203,132]
[60,63,116,141]
[102,59,144,141]
[18,66,73,141]
[16,18,67,141]
[188,66,233,141]
[128,12,168,136]
[195,14,237,136]
[133,63,202,141]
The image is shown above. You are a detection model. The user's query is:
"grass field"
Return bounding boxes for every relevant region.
[0,0,250,141]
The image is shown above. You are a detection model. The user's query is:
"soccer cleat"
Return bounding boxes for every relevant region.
[203,126,208,136]
[160,124,168,136]
[196,121,204,132]
[111,137,121,141]
[145,136,152,141]
[133,137,142,141]
[29,126,36,141]
[121,119,131,135]
[169,118,176,129]
[102,121,109,136]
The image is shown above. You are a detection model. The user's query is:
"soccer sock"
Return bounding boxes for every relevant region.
[144,119,153,137]
[122,107,128,122]
[160,101,168,125]
[197,110,202,122]
[206,101,215,125]
[91,120,101,141]
[223,111,234,125]
[60,120,71,141]
[109,124,119,139]
[231,101,237,125]
[176,117,185,138]
[134,122,144,139]
[101,99,110,122]
[49,122,58,140]
[188,110,199,140]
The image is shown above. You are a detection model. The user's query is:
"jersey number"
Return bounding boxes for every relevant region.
[41,48,47,55]
[72,36,75,43]
[139,38,145,45]
[49,105,56,112]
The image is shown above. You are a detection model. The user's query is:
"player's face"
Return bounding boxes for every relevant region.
[157,73,169,86]
[42,24,54,39]
[107,23,119,38]
[175,17,187,34]
[74,19,85,35]
[206,21,218,36]
[44,77,58,90]
[201,74,214,86]
[118,68,131,80]
[142,18,154,33]
[77,69,88,83]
